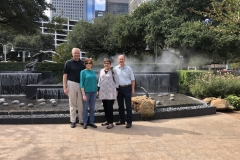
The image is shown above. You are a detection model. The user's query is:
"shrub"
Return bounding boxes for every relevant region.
[190,72,240,99]
[177,70,205,95]
[225,95,240,110]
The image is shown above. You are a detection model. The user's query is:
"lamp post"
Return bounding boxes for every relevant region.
[145,41,158,63]
[18,50,31,62]
[0,43,15,62]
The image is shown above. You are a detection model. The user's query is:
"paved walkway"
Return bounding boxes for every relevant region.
[1,112,240,160]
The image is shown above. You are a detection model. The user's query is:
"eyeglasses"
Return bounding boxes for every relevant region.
[85,63,92,64]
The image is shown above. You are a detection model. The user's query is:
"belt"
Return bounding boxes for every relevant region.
[119,84,131,88]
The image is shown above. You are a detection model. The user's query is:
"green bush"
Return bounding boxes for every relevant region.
[190,72,240,99]
[177,70,206,95]
[225,95,240,110]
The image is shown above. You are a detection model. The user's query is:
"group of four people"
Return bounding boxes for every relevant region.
[63,48,135,129]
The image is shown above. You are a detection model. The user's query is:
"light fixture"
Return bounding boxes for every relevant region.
[145,45,150,51]
[10,46,14,52]
[28,51,31,57]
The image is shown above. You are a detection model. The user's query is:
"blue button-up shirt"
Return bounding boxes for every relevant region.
[114,65,135,85]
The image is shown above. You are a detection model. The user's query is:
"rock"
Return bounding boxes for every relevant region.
[3,103,9,106]
[40,102,46,106]
[0,98,5,104]
[203,97,217,104]
[50,99,56,102]
[38,98,46,102]
[170,94,175,97]
[158,94,163,97]
[27,103,34,107]
[19,103,25,107]
[156,101,161,105]
[51,101,57,106]
[12,100,20,104]
[210,98,234,111]
[170,97,174,101]
[132,96,155,118]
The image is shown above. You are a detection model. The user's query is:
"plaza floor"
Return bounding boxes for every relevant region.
[0,112,240,160]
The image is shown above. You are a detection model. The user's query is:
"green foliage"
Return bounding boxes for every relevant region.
[43,16,68,33]
[190,72,240,98]
[0,0,54,34]
[177,70,205,95]
[225,95,240,110]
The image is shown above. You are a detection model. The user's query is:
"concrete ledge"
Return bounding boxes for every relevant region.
[0,107,216,124]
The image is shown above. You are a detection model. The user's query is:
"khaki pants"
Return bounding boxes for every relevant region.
[67,80,83,123]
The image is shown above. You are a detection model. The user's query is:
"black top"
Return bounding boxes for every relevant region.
[63,58,85,83]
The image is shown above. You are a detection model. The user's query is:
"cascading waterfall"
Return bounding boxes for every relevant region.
[36,88,68,99]
[0,73,42,95]
[134,74,170,94]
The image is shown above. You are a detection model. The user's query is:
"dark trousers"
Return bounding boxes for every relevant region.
[102,100,114,124]
[117,86,132,124]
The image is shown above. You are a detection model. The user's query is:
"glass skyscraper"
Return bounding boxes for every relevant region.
[86,0,95,21]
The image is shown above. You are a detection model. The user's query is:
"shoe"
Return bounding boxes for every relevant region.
[70,123,76,128]
[83,124,87,129]
[106,124,114,129]
[89,123,97,128]
[115,121,125,125]
[101,121,109,126]
[79,122,84,126]
[126,124,132,128]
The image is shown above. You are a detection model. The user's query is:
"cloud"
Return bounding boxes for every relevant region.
[95,0,105,5]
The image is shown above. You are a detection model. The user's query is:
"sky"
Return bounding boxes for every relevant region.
[95,0,105,10]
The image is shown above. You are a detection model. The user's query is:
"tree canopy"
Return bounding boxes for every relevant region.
[0,0,54,34]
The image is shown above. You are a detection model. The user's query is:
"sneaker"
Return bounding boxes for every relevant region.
[70,122,76,128]
[106,124,114,129]
[126,124,132,128]
[89,123,97,128]
[101,121,109,126]
[115,121,125,125]
[83,124,87,129]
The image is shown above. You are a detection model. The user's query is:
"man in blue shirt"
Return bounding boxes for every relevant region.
[114,54,135,128]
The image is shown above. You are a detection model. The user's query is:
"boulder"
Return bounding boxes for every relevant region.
[132,96,155,118]
[203,97,217,104]
[210,98,234,111]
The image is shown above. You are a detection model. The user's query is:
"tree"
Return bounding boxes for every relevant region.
[0,0,54,34]
[67,14,121,59]
[10,33,54,62]
[190,0,240,34]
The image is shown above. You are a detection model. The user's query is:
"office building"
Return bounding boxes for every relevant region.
[95,10,105,18]
[106,0,129,15]
[129,0,152,13]
[41,19,78,47]
[43,0,95,47]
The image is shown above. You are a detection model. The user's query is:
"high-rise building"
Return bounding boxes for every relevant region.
[129,0,152,13]
[106,0,129,15]
[50,0,85,21]
[43,0,95,47]
[86,0,95,21]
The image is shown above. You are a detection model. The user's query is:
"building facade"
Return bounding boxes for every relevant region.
[41,19,78,47]
[106,0,129,15]
[129,0,152,13]
[44,0,95,47]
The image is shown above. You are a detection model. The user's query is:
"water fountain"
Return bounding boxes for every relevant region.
[0,56,216,124]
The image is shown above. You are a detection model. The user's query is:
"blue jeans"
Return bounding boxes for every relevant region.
[117,86,132,124]
[82,92,97,124]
